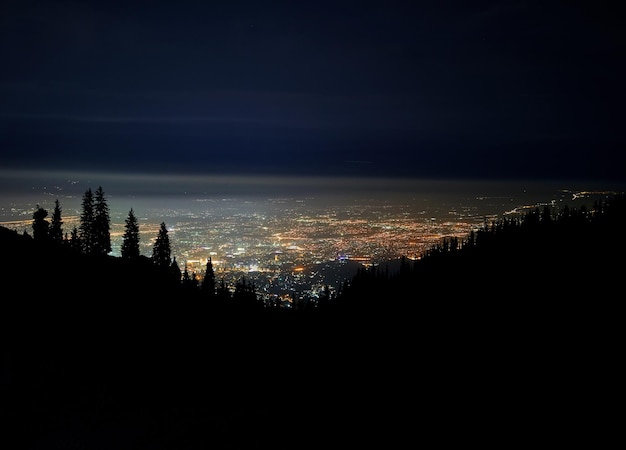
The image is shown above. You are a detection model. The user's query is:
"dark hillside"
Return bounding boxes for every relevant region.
[323,193,625,444]
[1,194,624,447]
[336,193,625,305]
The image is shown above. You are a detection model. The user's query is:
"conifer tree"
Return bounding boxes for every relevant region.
[50,199,64,244]
[182,263,199,291]
[79,188,95,254]
[182,263,191,284]
[93,186,111,256]
[32,205,49,242]
[200,257,216,298]
[152,222,172,268]
[69,226,81,251]
[170,256,182,283]
[191,271,199,290]
[233,276,260,310]
[121,208,140,259]
[216,277,231,302]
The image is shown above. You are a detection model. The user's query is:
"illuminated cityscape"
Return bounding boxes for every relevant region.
[1,193,490,301]
[1,183,615,305]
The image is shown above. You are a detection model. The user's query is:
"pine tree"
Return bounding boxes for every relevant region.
[121,208,140,259]
[93,186,111,256]
[182,263,199,291]
[200,257,216,298]
[50,199,64,244]
[69,226,81,251]
[182,263,191,284]
[79,188,95,254]
[216,277,231,302]
[170,256,182,283]
[152,222,172,268]
[233,276,260,310]
[32,205,49,242]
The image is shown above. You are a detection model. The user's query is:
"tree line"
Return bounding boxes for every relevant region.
[26,187,626,313]
[5,188,622,450]
[333,191,625,312]
[32,186,162,260]
[28,186,261,308]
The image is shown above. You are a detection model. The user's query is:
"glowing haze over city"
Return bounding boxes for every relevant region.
[1,170,621,304]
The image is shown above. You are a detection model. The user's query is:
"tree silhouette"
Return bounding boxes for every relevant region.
[233,276,260,310]
[32,205,49,242]
[170,256,182,284]
[152,222,172,268]
[50,199,64,244]
[69,226,81,251]
[93,186,111,256]
[216,277,231,304]
[79,188,95,254]
[182,263,199,292]
[200,257,216,298]
[121,208,140,259]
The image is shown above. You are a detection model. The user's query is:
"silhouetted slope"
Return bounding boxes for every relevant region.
[322,194,624,445]
[0,228,361,445]
[1,194,624,447]
[336,193,625,306]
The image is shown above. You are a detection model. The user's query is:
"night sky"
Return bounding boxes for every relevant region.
[1,0,624,182]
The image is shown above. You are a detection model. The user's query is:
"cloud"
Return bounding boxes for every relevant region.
[0,112,280,125]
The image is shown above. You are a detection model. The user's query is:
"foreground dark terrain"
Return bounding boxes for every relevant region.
[1,194,624,448]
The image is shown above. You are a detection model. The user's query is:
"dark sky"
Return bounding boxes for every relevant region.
[1,0,624,182]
